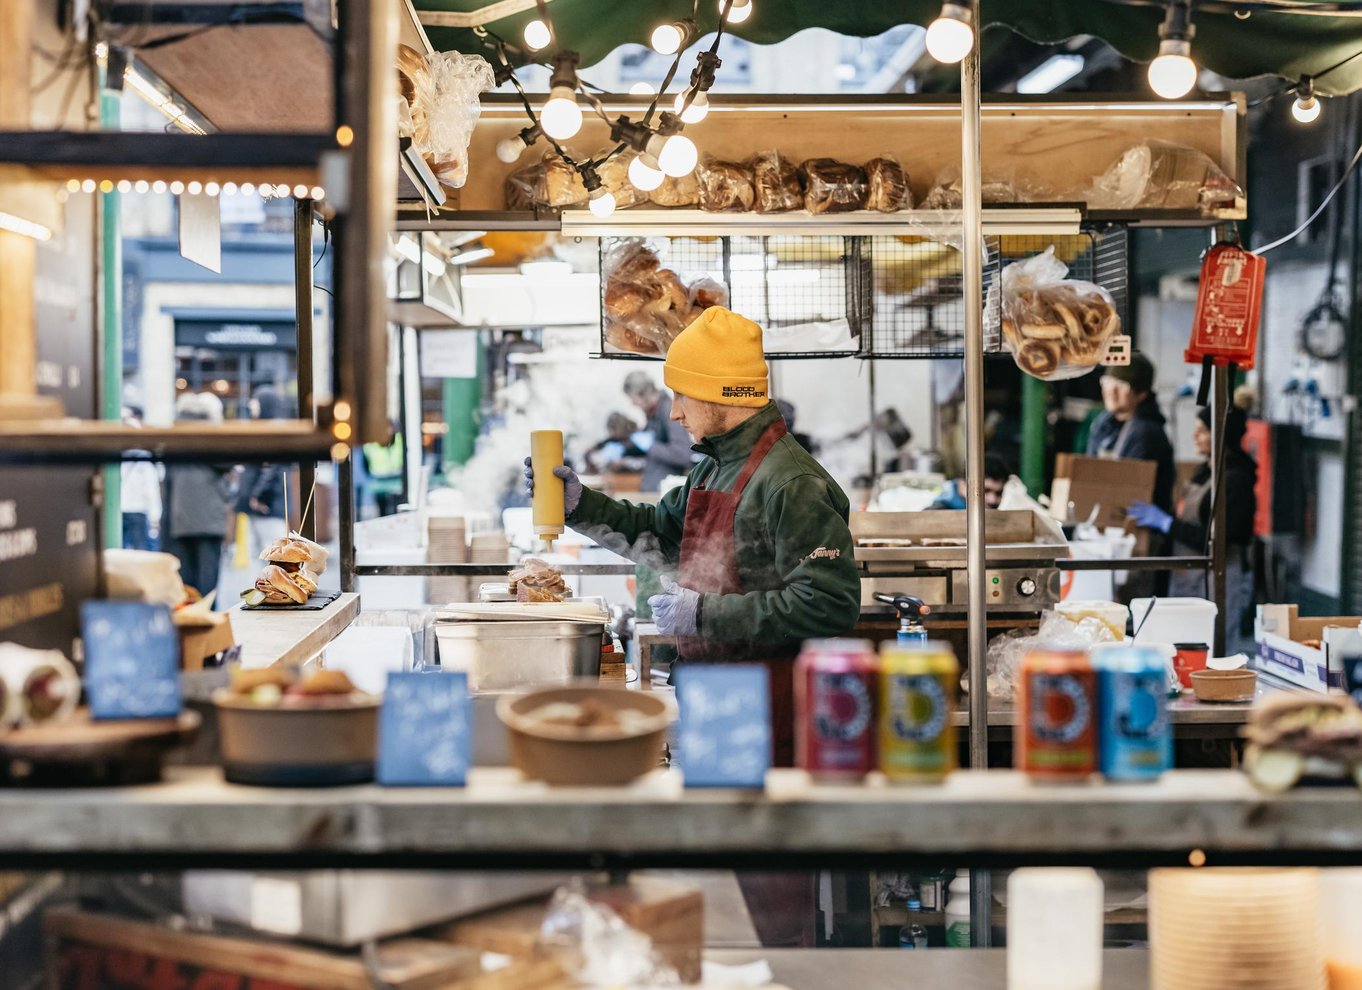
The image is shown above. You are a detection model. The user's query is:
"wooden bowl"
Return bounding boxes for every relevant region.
[1191,668,1258,703]
[496,682,670,786]
[215,693,379,786]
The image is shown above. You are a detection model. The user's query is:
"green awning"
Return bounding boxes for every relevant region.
[417,0,1362,96]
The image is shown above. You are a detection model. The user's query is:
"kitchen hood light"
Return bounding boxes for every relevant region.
[1016,54,1085,94]
[926,3,974,64]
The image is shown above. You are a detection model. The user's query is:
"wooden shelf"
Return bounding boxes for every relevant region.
[0,132,333,185]
[2,768,1361,868]
[562,207,1085,239]
[0,419,336,463]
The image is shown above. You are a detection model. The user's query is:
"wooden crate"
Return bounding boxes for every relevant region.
[43,906,480,990]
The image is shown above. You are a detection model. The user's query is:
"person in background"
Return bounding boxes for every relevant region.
[120,407,161,551]
[361,419,406,517]
[1128,388,1258,652]
[1086,353,1176,514]
[775,398,814,453]
[236,387,294,554]
[163,393,233,603]
[585,411,647,475]
[928,453,1011,510]
[622,372,698,493]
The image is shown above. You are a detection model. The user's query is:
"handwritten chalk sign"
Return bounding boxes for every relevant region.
[675,664,771,788]
[81,601,182,720]
[377,670,470,786]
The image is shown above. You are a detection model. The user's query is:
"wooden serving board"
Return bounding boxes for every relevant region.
[0,709,200,786]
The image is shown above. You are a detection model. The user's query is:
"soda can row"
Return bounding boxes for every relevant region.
[1017,644,1172,782]
[795,638,959,783]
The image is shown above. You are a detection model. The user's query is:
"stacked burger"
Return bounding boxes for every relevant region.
[243,536,325,606]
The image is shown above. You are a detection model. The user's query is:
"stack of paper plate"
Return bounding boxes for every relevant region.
[426,514,467,605]
[1149,868,1324,990]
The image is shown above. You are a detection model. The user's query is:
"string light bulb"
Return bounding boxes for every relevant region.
[925,3,975,64]
[496,124,541,163]
[674,89,709,124]
[720,0,753,24]
[628,153,665,191]
[581,167,617,218]
[540,51,583,140]
[1292,77,1321,123]
[629,82,656,96]
[523,18,551,51]
[651,20,692,56]
[658,133,698,177]
[1148,1,1197,99]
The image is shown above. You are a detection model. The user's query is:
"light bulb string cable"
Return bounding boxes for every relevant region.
[1255,130,1362,254]
[678,0,732,117]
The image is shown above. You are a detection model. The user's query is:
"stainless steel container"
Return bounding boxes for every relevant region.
[433,620,604,692]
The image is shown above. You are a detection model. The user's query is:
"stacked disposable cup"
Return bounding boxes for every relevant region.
[1007,868,1104,990]
[426,513,468,605]
[1320,869,1362,990]
[1149,868,1325,990]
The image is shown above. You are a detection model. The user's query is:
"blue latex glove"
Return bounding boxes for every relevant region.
[648,575,701,637]
[522,457,582,514]
[1127,500,1173,534]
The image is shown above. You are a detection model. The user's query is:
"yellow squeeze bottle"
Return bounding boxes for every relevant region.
[530,429,565,549]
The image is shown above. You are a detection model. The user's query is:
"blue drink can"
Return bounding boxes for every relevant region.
[1094,645,1171,780]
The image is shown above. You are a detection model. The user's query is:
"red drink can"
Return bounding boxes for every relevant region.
[796,638,877,780]
[1017,646,1097,780]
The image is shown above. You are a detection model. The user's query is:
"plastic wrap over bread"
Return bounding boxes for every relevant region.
[999,246,1122,381]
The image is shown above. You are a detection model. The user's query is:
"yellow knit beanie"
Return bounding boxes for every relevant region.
[663,306,769,408]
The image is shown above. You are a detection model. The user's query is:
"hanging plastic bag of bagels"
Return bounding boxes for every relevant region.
[999,246,1122,381]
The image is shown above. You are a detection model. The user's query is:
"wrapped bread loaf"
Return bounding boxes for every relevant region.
[865,156,910,212]
[1000,247,1122,381]
[697,157,756,212]
[749,151,803,213]
[799,158,867,214]
[649,171,700,208]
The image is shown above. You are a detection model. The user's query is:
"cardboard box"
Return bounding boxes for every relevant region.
[44,906,479,990]
[1051,453,1157,552]
[438,875,704,984]
[1255,604,1362,692]
[176,612,235,671]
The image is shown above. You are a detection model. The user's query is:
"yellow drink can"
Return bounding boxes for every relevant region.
[878,641,958,782]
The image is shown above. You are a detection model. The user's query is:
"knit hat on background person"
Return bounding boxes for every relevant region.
[1103,352,1155,395]
[663,306,769,408]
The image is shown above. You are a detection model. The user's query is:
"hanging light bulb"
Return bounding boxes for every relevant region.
[496,124,542,163]
[1292,77,1321,123]
[651,20,691,56]
[630,82,656,96]
[925,3,974,64]
[523,18,551,51]
[1148,1,1197,99]
[581,166,617,218]
[540,51,583,140]
[658,134,698,177]
[720,0,753,24]
[674,89,709,124]
[628,153,665,191]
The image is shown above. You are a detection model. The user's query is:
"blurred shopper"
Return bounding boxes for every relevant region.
[361,419,406,517]
[623,372,697,492]
[120,408,161,551]
[928,453,1011,510]
[163,393,233,602]
[585,411,647,475]
[236,387,294,553]
[1087,353,1175,513]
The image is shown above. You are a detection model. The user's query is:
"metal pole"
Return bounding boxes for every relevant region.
[293,200,317,541]
[338,452,357,593]
[960,9,992,949]
[1211,363,1229,654]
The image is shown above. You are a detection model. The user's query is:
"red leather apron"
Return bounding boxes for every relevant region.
[673,417,797,767]
[673,417,814,949]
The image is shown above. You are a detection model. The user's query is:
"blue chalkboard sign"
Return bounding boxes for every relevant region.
[675,664,771,788]
[81,601,182,720]
[378,670,471,786]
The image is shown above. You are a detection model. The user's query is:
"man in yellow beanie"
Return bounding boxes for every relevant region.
[526,307,860,764]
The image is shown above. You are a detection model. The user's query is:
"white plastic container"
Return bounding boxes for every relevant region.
[1130,597,1217,649]
[1007,868,1104,990]
[1055,600,1130,640]
[945,869,971,947]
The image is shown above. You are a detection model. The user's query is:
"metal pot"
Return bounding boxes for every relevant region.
[433,620,605,692]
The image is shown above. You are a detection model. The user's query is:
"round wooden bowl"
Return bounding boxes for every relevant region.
[214,693,379,787]
[496,682,670,786]
[1191,668,1258,703]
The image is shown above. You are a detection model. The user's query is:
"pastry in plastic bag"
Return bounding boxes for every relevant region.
[688,277,729,311]
[865,156,911,212]
[800,158,868,213]
[648,171,700,208]
[504,160,544,211]
[503,153,587,209]
[405,50,495,190]
[999,246,1121,381]
[697,156,756,212]
[1086,140,1244,214]
[749,150,803,213]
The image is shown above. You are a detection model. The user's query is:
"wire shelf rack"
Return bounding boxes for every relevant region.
[994,227,1130,336]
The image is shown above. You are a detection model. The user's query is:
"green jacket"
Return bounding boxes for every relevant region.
[569,402,861,655]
